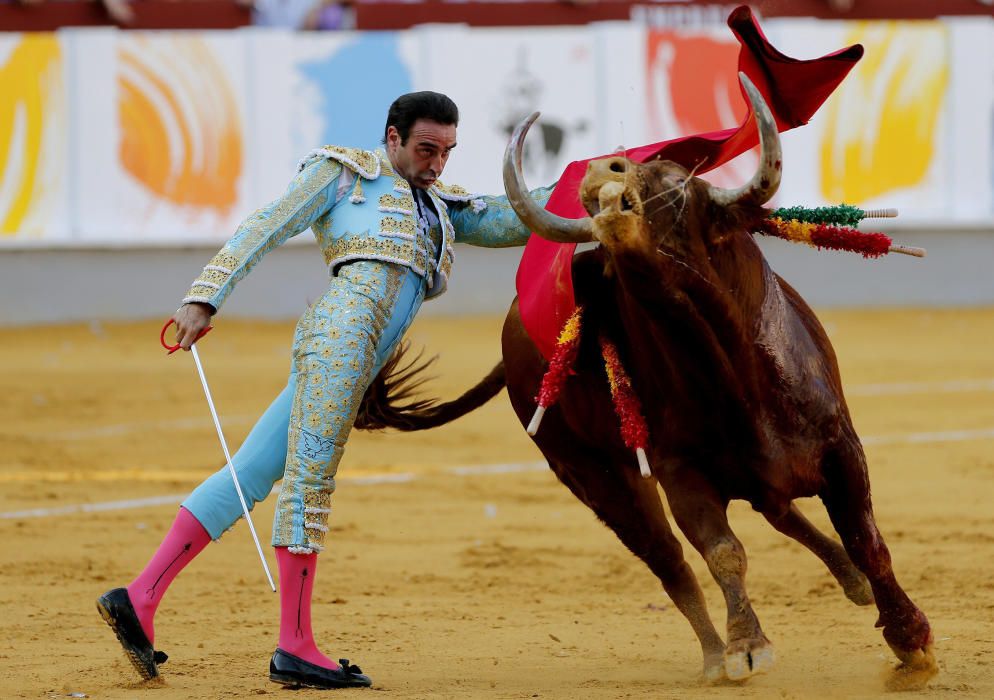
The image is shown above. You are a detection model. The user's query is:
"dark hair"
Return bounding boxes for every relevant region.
[383,91,459,145]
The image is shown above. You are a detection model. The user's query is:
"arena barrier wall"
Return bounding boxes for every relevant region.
[1,17,992,322]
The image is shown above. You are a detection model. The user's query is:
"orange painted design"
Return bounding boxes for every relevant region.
[117,38,243,214]
[820,22,948,203]
[0,36,63,236]
[646,31,757,188]
[647,32,741,136]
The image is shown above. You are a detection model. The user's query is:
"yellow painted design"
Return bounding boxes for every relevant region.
[118,37,243,214]
[0,37,63,236]
[820,22,948,203]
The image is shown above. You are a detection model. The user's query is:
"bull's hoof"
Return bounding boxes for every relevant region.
[701,652,725,685]
[885,643,938,691]
[723,639,775,681]
[840,572,874,606]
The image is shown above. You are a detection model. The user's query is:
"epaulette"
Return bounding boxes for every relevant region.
[296,146,381,180]
[430,180,487,212]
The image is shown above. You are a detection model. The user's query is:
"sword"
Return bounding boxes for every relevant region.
[161,319,277,592]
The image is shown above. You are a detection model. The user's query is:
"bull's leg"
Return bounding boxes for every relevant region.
[819,438,937,688]
[764,503,873,606]
[543,450,727,682]
[502,308,724,681]
[660,468,773,681]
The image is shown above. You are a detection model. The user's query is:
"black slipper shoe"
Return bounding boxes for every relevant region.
[96,587,166,680]
[269,648,372,689]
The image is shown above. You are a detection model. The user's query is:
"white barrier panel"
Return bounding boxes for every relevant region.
[0,17,992,246]
[946,17,994,221]
[421,25,602,195]
[72,30,254,242]
[771,20,954,218]
[640,22,758,190]
[240,29,423,205]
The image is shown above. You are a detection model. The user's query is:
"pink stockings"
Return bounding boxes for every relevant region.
[275,547,340,670]
[125,508,339,670]
[126,506,210,645]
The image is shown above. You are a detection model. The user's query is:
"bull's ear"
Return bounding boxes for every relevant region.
[708,73,782,208]
[706,191,768,238]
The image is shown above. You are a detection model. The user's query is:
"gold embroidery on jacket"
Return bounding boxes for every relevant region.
[326,236,430,275]
[431,180,477,201]
[321,146,380,179]
[208,252,240,270]
[380,216,417,238]
[378,192,415,213]
[184,161,341,306]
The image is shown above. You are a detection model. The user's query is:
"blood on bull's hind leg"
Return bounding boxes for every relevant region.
[763,503,874,606]
[660,469,774,682]
[819,438,937,689]
[542,450,726,683]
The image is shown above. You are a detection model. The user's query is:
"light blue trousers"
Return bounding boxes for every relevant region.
[182,260,426,551]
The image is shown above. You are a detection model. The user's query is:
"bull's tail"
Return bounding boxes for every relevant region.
[354,341,506,432]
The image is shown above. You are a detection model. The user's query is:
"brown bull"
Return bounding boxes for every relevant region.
[356,75,936,687]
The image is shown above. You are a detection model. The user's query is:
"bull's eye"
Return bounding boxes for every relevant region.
[609,162,625,173]
[621,194,633,211]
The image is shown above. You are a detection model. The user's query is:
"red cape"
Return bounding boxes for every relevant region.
[515,5,863,360]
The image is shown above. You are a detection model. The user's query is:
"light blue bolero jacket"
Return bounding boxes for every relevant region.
[183,146,554,309]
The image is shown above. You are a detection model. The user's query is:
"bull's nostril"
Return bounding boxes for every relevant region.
[609,162,625,173]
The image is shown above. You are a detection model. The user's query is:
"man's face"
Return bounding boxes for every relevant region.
[386,119,457,190]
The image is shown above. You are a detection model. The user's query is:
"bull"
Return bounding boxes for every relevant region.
[356,75,936,687]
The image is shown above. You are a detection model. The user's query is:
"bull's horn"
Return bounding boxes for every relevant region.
[503,112,595,243]
[709,73,782,207]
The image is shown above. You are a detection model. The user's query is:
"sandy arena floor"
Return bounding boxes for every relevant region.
[1,309,993,699]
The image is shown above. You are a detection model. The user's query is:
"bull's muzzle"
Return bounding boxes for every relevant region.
[595,181,642,217]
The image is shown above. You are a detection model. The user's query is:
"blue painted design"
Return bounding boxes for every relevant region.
[297,33,413,150]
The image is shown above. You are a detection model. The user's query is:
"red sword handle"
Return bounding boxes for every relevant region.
[160,318,213,355]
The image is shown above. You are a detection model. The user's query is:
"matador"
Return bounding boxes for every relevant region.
[97,91,552,690]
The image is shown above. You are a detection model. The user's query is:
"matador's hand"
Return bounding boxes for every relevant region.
[173,302,214,351]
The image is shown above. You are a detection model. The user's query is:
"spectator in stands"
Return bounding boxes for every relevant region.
[302,0,354,31]
[249,0,321,28]
[102,0,133,23]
